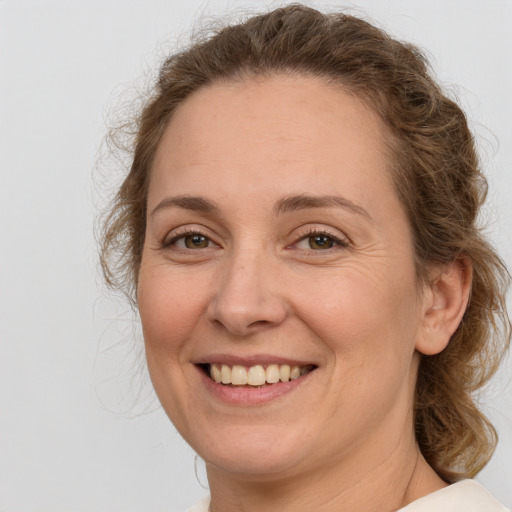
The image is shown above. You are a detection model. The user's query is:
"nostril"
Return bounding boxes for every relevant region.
[208,309,286,336]
[248,319,272,328]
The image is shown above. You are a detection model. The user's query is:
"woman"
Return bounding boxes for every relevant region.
[100,5,510,511]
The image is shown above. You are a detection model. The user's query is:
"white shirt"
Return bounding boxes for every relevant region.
[186,480,510,512]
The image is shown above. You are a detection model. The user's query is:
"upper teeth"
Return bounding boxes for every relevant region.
[209,364,308,386]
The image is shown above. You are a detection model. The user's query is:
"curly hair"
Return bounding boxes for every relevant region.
[100,4,510,481]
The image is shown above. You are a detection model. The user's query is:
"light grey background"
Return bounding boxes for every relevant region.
[1,1,511,511]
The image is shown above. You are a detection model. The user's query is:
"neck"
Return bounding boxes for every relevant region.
[206,433,446,512]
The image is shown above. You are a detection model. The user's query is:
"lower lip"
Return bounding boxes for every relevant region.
[197,366,314,406]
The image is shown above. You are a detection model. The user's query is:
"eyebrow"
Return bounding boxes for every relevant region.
[150,195,222,217]
[150,193,371,219]
[274,194,371,219]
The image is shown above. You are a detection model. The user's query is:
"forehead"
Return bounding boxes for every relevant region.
[149,74,394,214]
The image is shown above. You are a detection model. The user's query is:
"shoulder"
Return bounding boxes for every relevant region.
[184,495,210,512]
[398,480,510,512]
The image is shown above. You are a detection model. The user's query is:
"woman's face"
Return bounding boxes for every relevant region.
[138,75,430,479]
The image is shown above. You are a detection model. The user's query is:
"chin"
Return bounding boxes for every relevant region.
[189,422,313,478]
[204,450,306,480]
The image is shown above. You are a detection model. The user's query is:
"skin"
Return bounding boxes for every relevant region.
[137,74,470,512]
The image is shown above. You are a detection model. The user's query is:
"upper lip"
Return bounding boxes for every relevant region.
[194,353,318,367]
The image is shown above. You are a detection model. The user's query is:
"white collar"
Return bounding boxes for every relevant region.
[397,480,509,512]
[187,480,509,512]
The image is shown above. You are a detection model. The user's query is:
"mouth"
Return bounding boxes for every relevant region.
[200,363,317,387]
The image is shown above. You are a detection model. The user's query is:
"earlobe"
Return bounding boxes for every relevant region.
[415,258,472,356]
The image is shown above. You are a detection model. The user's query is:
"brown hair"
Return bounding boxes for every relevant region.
[100,4,510,481]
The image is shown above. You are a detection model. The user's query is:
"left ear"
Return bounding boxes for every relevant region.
[415,257,472,356]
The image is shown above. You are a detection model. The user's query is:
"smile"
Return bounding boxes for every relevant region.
[207,363,315,386]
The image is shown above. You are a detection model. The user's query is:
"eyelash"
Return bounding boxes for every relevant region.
[163,228,349,252]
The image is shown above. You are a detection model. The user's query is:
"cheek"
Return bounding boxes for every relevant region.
[288,264,421,379]
[137,265,210,360]
[136,265,212,432]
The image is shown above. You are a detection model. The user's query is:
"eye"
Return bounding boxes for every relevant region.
[182,234,210,249]
[294,230,349,251]
[165,231,216,250]
[305,235,335,250]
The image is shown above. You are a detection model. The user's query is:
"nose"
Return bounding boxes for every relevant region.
[206,250,288,336]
